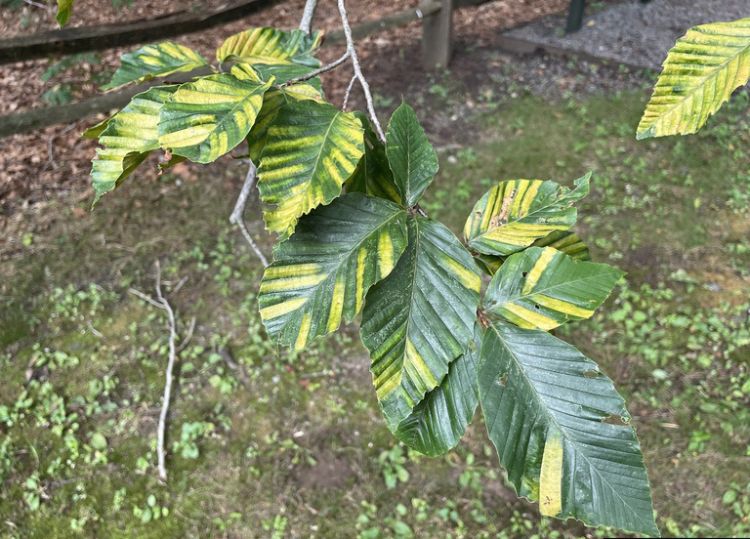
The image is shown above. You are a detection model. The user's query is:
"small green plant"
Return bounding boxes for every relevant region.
[85,10,658,537]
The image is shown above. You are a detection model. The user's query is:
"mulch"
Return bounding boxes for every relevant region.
[0,0,569,219]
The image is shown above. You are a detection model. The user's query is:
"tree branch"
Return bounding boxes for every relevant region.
[299,0,318,34]
[337,0,386,143]
[342,75,357,110]
[229,161,269,268]
[280,51,350,87]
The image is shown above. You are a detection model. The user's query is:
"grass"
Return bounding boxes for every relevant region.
[1,85,749,538]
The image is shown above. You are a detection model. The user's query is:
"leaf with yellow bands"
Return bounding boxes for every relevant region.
[216,27,322,84]
[56,0,73,27]
[102,41,208,91]
[246,82,324,163]
[361,216,481,432]
[638,17,750,139]
[258,193,408,351]
[478,321,658,536]
[483,246,623,331]
[257,99,365,238]
[393,324,481,456]
[464,174,590,257]
[474,230,591,276]
[158,73,271,164]
[89,85,177,203]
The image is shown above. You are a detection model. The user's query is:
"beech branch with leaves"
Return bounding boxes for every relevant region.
[86,4,659,536]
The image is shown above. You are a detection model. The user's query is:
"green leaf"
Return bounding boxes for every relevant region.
[483,246,623,331]
[361,216,481,431]
[637,17,750,139]
[158,73,271,164]
[346,114,403,204]
[464,174,590,257]
[246,83,324,163]
[478,321,658,536]
[394,324,481,456]
[385,102,439,207]
[56,0,73,27]
[216,27,322,67]
[259,193,408,351]
[257,100,365,237]
[90,85,177,203]
[102,42,208,91]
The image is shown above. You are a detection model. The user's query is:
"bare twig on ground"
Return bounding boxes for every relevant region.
[229,160,269,268]
[128,261,185,483]
[337,0,386,142]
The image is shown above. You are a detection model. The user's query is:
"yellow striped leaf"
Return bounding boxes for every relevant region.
[217,27,321,63]
[246,82,324,163]
[257,100,365,237]
[158,73,271,164]
[361,216,481,432]
[216,27,322,85]
[464,174,590,257]
[638,17,750,139]
[393,324,481,456]
[474,230,591,276]
[479,322,658,536]
[483,246,623,331]
[259,193,408,351]
[102,41,208,91]
[89,85,177,203]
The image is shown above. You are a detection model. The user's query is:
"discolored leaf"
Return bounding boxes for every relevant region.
[102,42,208,91]
[257,100,365,237]
[638,17,750,139]
[89,85,177,203]
[479,321,658,536]
[56,0,74,27]
[346,113,402,204]
[483,246,623,331]
[259,193,408,350]
[464,174,590,257]
[158,73,271,164]
[361,217,481,431]
[394,324,481,456]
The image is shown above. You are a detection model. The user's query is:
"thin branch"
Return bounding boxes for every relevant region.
[130,263,182,484]
[23,0,49,9]
[153,261,178,484]
[342,75,357,110]
[299,0,318,34]
[280,51,350,87]
[337,0,386,142]
[229,160,269,267]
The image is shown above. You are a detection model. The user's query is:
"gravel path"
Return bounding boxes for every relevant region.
[504,0,749,70]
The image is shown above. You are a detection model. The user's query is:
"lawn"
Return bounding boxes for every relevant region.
[1,83,749,537]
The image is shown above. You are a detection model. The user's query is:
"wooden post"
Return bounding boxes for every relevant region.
[422,0,453,69]
[565,0,585,34]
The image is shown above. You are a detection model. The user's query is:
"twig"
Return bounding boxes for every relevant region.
[229,160,269,267]
[280,51,350,87]
[23,0,48,9]
[153,261,178,484]
[177,317,196,353]
[337,0,386,142]
[299,0,318,34]
[342,75,357,110]
[129,262,182,483]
